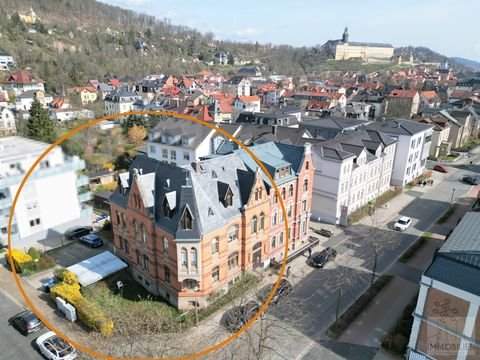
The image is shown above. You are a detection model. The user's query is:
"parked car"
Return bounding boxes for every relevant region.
[433,164,448,173]
[36,331,77,360]
[10,310,44,335]
[94,214,109,223]
[78,234,103,248]
[257,279,293,305]
[42,277,58,293]
[394,216,412,231]
[222,301,260,332]
[463,176,479,185]
[308,247,337,268]
[64,226,93,240]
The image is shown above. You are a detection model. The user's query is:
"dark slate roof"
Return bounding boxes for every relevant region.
[236,111,299,126]
[301,117,367,130]
[424,253,480,297]
[150,117,214,149]
[225,76,247,85]
[110,154,254,239]
[366,119,433,136]
[424,212,480,296]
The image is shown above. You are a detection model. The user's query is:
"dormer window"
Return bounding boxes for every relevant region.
[218,182,233,207]
[225,189,233,207]
[181,206,193,230]
[182,137,189,146]
[163,191,177,218]
[208,207,214,216]
[164,179,170,189]
[212,170,217,179]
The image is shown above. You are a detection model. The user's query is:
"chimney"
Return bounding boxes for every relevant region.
[304,142,312,155]
[272,125,278,135]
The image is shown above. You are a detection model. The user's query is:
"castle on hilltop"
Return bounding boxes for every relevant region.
[322,27,394,61]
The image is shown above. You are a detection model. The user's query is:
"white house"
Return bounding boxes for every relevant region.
[50,108,95,122]
[222,76,251,97]
[14,90,53,111]
[104,87,143,120]
[0,52,14,71]
[311,129,397,225]
[0,107,16,136]
[366,119,433,186]
[0,137,93,248]
[263,89,285,106]
[1,70,45,96]
[147,117,227,166]
[233,95,261,113]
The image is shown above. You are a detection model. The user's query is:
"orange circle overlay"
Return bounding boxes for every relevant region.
[8,111,291,360]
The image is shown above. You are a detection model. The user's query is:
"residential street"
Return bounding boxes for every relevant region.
[0,289,48,360]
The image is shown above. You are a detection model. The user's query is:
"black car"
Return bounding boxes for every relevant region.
[308,247,337,268]
[257,278,293,305]
[463,176,479,185]
[222,301,260,332]
[78,234,104,248]
[10,310,44,335]
[64,226,93,240]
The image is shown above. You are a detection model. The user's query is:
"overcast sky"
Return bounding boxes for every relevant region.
[99,0,480,61]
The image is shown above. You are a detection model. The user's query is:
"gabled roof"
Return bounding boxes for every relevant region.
[2,70,44,85]
[366,119,433,136]
[388,89,419,98]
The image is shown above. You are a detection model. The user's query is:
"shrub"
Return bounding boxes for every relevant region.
[102,219,112,231]
[36,255,56,271]
[7,249,33,272]
[51,271,113,336]
[27,247,41,262]
[392,334,408,354]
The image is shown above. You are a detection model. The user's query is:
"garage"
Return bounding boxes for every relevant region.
[67,251,128,287]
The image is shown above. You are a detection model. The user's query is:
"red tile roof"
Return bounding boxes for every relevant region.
[389,89,419,98]
[421,91,439,100]
[51,97,70,108]
[238,95,261,102]
[108,79,121,88]
[2,70,44,84]
[212,93,235,104]
[307,100,331,110]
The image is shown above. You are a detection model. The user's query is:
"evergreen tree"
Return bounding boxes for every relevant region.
[26,100,57,143]
[123,114,147,133]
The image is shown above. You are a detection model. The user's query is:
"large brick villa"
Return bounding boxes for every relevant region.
[109,142,313,309]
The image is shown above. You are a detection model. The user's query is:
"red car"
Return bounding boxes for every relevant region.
[433,164,448,173]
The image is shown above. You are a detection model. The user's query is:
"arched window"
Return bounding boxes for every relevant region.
[212,237,219,254]
[281,188,286,200]
[181,248,188,267]
[306,161,310,170]
[271,236,276,249]
[121,213,127,228]
[303,178,308,192]
[273,193,278,204]
[279,232,284,245]
[181,207,193,230]
[133,220,138,240]
[141,224,147,243]
[289,184,294,197]
[251,215,258,234]
[228,252,239,271]
[228,225,239,242]
[163,237,169,255]
[259,213,265,230]
[190,248,197,268]
[272,212,277,226]
[116,211,121,225]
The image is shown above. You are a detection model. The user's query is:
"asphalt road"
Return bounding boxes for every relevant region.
[272,149,480,360]
[0,290,47,360]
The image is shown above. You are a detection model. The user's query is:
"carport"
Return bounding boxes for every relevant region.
[67,251,128,287]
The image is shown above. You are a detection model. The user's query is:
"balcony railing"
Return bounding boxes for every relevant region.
[78,191,93,203]
[0,156,86,188]
[76,175,89,187]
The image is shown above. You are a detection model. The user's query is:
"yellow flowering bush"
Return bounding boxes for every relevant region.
[51,270,113,336]
[7,249,33,272]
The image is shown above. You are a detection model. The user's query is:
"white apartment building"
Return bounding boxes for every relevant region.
[0,52,14,71]
[147,117,229,166]
[233,96,261,113]
[0,137,92,247]
[311,129,397,225]
[366,119,433,186]
[104,87,143,120]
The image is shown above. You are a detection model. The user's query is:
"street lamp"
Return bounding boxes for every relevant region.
[451,188,456,204]
[193,284,200,327]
